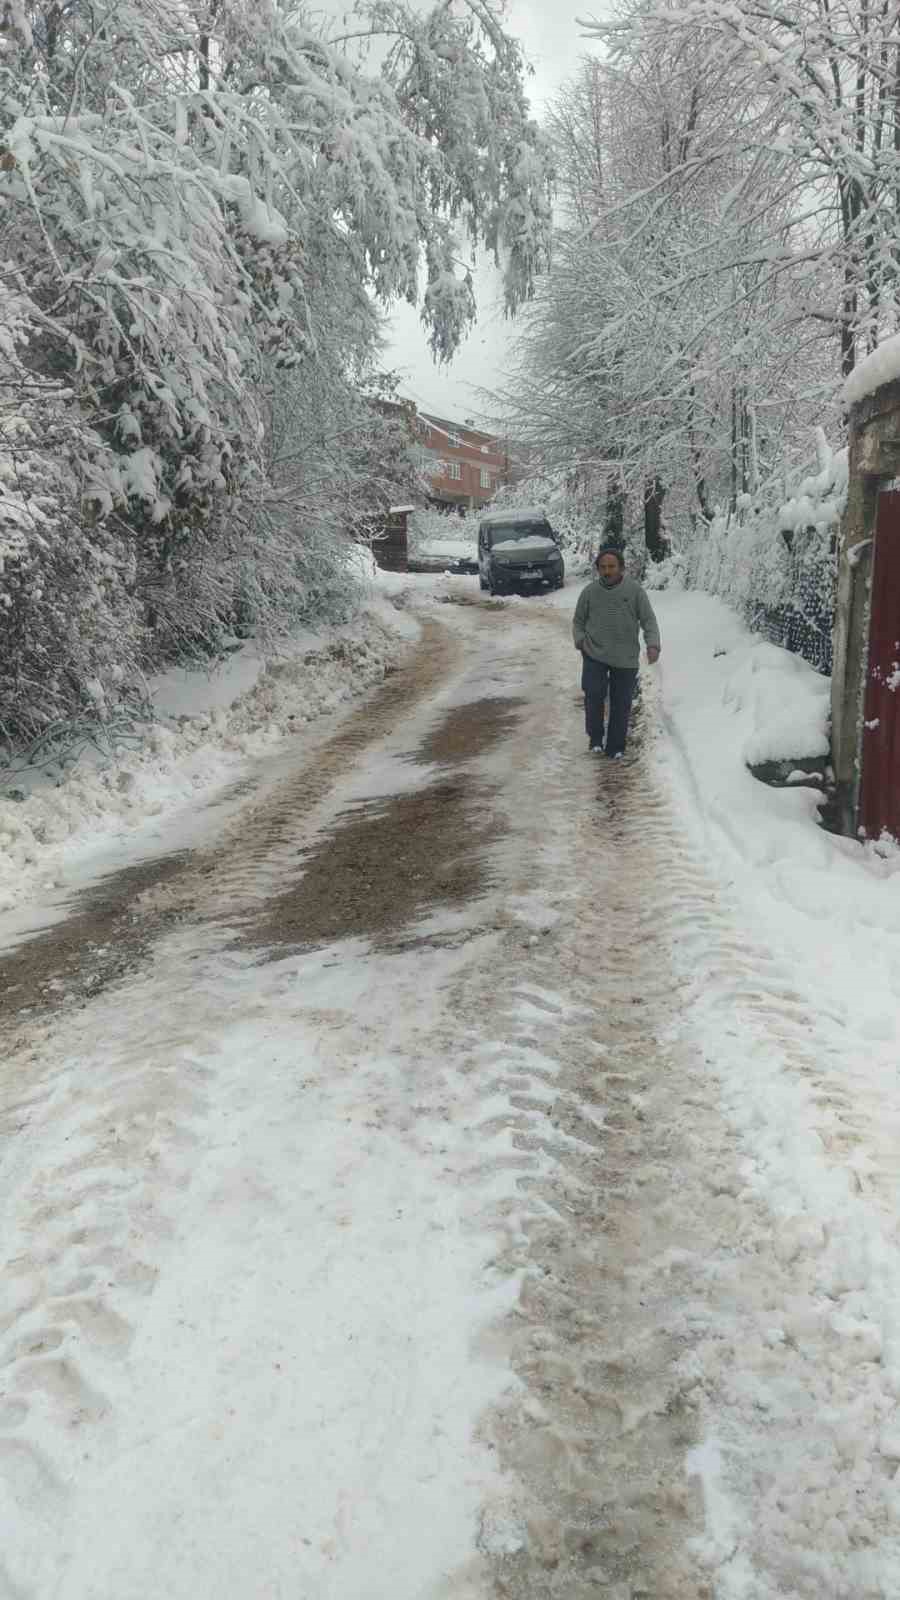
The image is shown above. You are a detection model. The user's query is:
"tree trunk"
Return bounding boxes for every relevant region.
[688,383,713,522]
[604,470,625,546]
[643,476,669,562]
[730,386,738,513]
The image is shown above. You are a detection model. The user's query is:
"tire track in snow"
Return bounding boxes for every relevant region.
[432,650,900,1598]
[426,684,721,1598]
[0,986,218,1596]
[0,607,523,1597]
[0,618,470,1577]
[601,684,900,1595]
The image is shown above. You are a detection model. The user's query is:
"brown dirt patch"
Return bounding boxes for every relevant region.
[246,775,492,955]
[0,853,189,1023]
[240,689,523,957]
[416,696,523,766]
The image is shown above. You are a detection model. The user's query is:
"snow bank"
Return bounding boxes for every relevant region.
[0,599,418,915]
[655,588,900,1028]
[654,592,900,1600]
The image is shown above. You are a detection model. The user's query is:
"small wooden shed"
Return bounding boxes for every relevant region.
[372,505,415,573]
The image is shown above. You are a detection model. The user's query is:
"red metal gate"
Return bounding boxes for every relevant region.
[860,486,900,840]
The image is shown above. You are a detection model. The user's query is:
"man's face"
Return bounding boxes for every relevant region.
[597,554,623,585]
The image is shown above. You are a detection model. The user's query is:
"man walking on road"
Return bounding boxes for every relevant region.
[573,545,661,757]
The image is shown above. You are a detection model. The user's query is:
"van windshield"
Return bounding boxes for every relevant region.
[486,521,554,547]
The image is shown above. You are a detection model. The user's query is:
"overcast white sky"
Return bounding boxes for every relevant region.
[382,1,604,422]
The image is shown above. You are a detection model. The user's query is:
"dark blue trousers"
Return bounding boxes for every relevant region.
[581,655,639,755]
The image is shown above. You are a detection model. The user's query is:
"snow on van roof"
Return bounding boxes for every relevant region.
[480,506,548,526]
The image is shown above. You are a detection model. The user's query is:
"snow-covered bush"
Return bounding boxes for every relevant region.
[0,291,145,742]
[643,551,688,591]
[682,431,845,675]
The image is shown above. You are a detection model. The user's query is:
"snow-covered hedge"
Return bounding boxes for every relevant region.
[675,431,845,676]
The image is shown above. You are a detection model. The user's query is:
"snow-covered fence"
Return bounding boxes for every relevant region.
[681,432,846,677]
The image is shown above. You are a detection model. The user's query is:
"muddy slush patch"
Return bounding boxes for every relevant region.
[0,853,189,1022]
[415,696,523,767]
[246,776,490,955]
[243,694,522,957]
[0,624,523,1014]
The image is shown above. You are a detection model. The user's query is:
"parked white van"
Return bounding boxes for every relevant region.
[477,509,565,595]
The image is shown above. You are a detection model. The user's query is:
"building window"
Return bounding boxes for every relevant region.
[480,468,491,489]
[447,430,461,448]
[448,461,462,480]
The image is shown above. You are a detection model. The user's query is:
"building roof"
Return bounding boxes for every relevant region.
[417,411,499,446]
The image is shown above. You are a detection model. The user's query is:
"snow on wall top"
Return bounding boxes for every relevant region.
[843,333,900,406]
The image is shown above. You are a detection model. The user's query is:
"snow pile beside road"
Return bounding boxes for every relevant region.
[653,589,900,1595]
[655,584,900,1158]
[655,589,900,948]
[661,589,830,771]
[0,600,417,914]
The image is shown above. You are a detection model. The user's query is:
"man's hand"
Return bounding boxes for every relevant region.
[647,645,661,664]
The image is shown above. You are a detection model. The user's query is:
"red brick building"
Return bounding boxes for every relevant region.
[416,412,516,510]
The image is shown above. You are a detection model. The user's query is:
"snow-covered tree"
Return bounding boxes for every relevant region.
[0,0,553,740]
[586,0,900,377]
[505,5,862,557]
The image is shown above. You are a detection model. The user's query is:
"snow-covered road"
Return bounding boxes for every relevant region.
[4,585,900,1598]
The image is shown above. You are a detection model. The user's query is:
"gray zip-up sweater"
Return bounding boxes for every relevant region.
[572,577,661,669]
